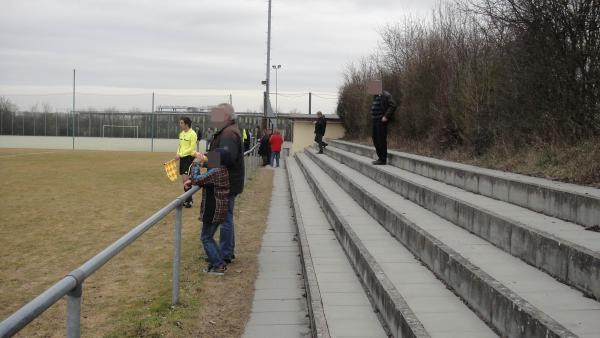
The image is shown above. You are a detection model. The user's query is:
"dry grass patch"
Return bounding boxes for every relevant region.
[0,149,274,337]
[350,137,600,188]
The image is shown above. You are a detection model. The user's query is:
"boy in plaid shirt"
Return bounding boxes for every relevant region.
[185,148,231,275]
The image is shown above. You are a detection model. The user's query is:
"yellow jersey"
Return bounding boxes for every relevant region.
[177,129,198,157]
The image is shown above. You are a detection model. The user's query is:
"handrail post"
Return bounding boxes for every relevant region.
[172,204,183,305]
[66,284,82,338]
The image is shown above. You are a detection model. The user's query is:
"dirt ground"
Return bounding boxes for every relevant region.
[0,148,274,337]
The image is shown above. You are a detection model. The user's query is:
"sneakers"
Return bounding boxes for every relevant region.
[372,160,386,165]
[203,264,227,275]
[224,254,236,264]
[183,201,193,208]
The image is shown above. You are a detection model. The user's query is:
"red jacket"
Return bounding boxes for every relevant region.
[269,134,284,152]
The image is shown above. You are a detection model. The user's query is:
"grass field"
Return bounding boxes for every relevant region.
[0,148,274,337]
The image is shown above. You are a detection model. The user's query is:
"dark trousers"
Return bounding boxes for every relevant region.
[220,195,237,260]
[315,134,327,152]
[201,222,224,268]
[372,119,388,162]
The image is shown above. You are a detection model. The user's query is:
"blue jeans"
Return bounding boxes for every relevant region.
[201,222,224,267]
[220,195,237,260]
[270,151,280,167]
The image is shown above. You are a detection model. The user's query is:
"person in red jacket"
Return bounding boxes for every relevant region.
[269,129,284,167]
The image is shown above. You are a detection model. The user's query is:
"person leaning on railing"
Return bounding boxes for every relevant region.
[185,149,232,275]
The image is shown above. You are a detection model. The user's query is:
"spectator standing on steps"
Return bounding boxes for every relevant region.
[314,111,328,154]
[368,80,397,165]
[176,117,198,208]
[208,103,244,264]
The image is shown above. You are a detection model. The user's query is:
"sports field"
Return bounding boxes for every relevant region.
[0,148,274,337]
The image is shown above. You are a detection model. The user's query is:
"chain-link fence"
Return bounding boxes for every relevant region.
[0,110,292,141]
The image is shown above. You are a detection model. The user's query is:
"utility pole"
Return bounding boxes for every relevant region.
[308,92,312,115]
[72,69,76,150]
[263,0,272,129]
[151,92,155,152]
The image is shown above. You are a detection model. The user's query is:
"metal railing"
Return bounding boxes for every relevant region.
[0,143,262,338]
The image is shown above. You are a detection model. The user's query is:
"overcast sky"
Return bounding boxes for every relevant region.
[0,0,437,113]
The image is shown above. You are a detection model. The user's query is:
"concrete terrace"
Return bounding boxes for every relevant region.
[243,140,600,338]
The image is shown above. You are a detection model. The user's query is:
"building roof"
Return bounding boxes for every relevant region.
[284,113,341,121]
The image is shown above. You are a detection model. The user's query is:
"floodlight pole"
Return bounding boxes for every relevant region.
[263,0,272,129]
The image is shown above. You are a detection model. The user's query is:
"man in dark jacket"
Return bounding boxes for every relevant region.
[314,111,328,154]
[258,128,271,166]
[209,103,245,263]
[369,80,397,165]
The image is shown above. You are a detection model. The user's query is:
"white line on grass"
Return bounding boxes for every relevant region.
[0,151,66,159]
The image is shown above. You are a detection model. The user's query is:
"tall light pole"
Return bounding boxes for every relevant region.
[263,0,272,129]
[272,64,281,115]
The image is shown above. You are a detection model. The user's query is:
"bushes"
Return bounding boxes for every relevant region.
[337,0,600,154]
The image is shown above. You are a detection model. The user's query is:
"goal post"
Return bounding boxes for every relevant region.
[102,125,139,138]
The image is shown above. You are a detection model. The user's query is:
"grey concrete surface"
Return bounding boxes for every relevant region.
[305,149,600,338]
[323,144,600,300]
[242,164,310,338]
[287,157,331,338]
[296,153,497,338]
[0,135,197,153]
[329,139,600,228]
[287,159,388,338]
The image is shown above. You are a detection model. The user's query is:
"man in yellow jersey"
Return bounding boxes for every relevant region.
[176,117,198,208]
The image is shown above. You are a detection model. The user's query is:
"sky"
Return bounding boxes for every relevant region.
[0,0,437,114]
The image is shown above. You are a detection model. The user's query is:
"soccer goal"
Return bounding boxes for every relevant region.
[102,125,139,138]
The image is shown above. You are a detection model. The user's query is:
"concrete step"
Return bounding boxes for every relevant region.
[322,144,600,300]
[328,139,600,228]
[305,147,600,338]
[286,158,389,338]
[295,153,498,338]
[243,164,310,338]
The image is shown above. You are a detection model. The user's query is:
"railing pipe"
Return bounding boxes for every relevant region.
[66,284,82,338]
[0,277,76,337]
[172,206,183,305]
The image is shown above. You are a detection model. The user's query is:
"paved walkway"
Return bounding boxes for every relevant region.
[242,163,310,338]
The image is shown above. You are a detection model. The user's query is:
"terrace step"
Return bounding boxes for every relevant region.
[322,143,600,300]
[295,153,497,338]
[287,158,388,338]
[304,146,600,338]
[328,139,600,228]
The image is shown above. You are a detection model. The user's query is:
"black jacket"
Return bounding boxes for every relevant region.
[258,134,271,156]
[314,116,327,135]
[371,90,397,121]
[209,121,245,196]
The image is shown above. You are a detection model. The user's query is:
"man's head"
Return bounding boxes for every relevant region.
[209,103,235,130]
[179,117,192,131]
[317,111,323,117]
[367,80,383,95]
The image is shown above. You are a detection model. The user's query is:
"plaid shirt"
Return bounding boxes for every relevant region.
[189,162,230,224]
